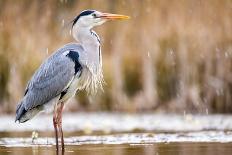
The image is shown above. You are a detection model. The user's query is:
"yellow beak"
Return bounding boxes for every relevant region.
[99,13,130,20]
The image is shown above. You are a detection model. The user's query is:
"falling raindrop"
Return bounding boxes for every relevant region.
[216,89,224,96]
[62,19,65,27]
[225,52,229,58]
[132,12,138,18]
[206,109,209,115]
[169,49,174,55]
[46,48,49,55]
[215,47,221,58]
[69,29,72,36]
[110,40,113,45]
[147,51,150,58]
[10,66,16,74]
[216,90,220,96]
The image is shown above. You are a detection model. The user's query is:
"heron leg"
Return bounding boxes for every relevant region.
[57,102,65,152]
[53,103,59,153]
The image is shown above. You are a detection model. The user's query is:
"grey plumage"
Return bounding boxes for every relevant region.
[15,9,129,151]
[16,43,84,122]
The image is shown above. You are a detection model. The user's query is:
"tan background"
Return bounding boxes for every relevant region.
[0,0,231,113]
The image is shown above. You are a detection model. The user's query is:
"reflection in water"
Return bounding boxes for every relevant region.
[0,143,232,155]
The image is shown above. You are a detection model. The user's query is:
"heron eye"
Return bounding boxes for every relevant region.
[92,13,97,18]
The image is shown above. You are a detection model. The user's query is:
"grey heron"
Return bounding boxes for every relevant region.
[15,10,129,152]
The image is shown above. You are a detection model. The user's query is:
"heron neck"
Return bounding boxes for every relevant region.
[72,26,102,73]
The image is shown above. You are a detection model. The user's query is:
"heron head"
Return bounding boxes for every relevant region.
[72,10,130,29]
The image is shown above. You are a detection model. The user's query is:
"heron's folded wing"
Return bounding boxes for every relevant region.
[23,50,81,111]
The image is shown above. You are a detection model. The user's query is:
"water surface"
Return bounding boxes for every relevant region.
[0,132,232,155]
[0,142,232,155]
[1,113,232,154]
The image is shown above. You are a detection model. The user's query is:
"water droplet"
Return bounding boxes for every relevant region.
[203,98,207,104]
[216,89,224,96]
[206,109,209,115]
[62,19,65,27]
[216,90,220,95]
[169,49,174,55]
[147,51,150,58]
[225,52,229,58]
[46,48,49,55]
[10,66,16,74]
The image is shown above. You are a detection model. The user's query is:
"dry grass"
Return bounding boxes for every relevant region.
[0,0,231,113]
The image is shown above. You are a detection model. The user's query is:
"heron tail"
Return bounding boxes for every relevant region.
[15,100,27,123]
[15,99,41,123]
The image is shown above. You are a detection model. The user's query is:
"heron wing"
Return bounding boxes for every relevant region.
[23,43,83,111]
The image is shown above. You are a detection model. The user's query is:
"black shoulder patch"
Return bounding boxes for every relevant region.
[72,10,95,27]
[67,51,82,75]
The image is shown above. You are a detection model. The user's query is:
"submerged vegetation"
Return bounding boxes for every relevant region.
[0,0,231,113]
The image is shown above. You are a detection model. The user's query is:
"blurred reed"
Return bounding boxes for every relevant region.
[0,0,231,113]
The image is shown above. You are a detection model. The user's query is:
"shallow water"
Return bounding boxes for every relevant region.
[0,142,232,155]
[0,132,232,155]
[1,113,232,154]
[2,113,232,132]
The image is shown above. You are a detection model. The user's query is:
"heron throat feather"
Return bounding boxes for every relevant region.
[72,26,104,94]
